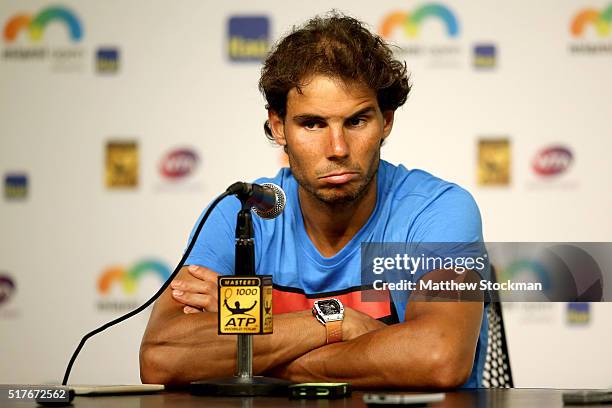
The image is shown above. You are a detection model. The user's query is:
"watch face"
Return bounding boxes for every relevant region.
[318,299,341,315]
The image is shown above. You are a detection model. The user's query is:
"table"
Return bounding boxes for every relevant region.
[6,388,609,408]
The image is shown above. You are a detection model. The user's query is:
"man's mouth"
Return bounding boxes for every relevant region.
[319,171,360,185]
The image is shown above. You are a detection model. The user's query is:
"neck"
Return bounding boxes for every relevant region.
[299,175,378,258]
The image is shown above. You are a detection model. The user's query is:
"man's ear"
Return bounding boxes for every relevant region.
[268,110,286,146]
[382,110,395,140]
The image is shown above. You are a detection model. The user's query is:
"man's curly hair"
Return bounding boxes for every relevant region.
[258,12,411,141]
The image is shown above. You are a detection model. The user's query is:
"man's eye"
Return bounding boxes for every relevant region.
[304,121,321,129]
[348,117,366,127]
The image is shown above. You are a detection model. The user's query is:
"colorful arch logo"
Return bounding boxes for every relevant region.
[499,259,552,291]
[570,5,612,37]
[380,3,459,38]
[3,6,83,43]
[98,260,170,295]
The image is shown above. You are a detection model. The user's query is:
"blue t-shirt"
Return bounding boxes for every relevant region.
[186,160,488,388]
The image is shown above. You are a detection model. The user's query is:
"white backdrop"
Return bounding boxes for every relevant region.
[1,0,611,388]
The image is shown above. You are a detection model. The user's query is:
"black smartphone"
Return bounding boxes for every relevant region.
[364,393,445,406]
[288,382,352,399]
[563,390,612,405]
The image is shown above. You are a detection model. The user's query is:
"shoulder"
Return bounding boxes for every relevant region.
[381,160,448,195]
[379,161,482,242]
[412,181,482,243]
[380,160,474,207]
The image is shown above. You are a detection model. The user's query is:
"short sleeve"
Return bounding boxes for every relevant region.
[411,185,483,244]
[408,185,489,283]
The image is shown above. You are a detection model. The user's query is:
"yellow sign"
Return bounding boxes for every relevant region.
[218,276,273,335]
[478,138,511,186]
[106,141,138,188]
[263,284,273,332]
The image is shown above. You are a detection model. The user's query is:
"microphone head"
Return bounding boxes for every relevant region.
[252,183,286,219]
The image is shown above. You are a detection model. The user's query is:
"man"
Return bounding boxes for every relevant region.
[140,13,487,388]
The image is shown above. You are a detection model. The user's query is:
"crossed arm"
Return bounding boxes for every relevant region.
[140,265,483,388]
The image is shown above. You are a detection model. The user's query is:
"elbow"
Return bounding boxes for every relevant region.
[427,344,474,389]
[381,342,473,389]
[139,341,175,385]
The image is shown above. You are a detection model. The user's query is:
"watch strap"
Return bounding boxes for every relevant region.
[326,319,342,344]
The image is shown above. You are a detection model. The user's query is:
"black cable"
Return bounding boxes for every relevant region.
[61,190,231,385]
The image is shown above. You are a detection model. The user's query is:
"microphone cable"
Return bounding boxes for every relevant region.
[61,190,231,385]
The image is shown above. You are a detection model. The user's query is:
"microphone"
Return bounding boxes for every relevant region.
[227,182,286,219]
[60,182,285,390]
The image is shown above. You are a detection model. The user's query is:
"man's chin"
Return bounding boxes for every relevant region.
[314,184,367,205]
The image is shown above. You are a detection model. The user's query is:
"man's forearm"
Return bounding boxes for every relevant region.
[269,309,481,388]
[140,309,325,384]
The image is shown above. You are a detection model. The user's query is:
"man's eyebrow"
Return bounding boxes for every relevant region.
[292,106,376,122]
[292,113,327,122]
[347,106,376,118]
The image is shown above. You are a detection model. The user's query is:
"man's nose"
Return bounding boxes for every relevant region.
[326,125,349,160]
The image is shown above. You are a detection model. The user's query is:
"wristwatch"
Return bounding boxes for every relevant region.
[312,298,344,344]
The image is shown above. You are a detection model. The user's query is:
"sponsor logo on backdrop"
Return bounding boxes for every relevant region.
[532,145,573,176]
[473,44,496,69]
[379,3,462,67]
[97,259,170,311]
[159,148,199,180]
[0,274,19,318]
[501,302,556,324]
[227,16,270,62]
[0,274,16,305]
[498,259,551,298]
[3,6,83,43]
[567,302,590,325]
[96,47,119,74]
[4,173,28,200]
[105,140,139,189]
[380,4,459,38]
[489,243,604,302]
[477,138,511,186]
[155,147,204,191]
[568,4,612,54]
[498,263,589,325]
[527,145,577,189]
[2,5,85,70]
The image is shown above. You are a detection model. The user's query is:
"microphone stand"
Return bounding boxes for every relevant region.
[235,206,256,381]
[190,194,290,396]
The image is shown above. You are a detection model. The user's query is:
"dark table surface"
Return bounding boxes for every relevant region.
[8,388,612,408]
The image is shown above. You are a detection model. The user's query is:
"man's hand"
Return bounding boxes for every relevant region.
[170,265,219,313]
[342,307,386,341]
[142,266,330,384]
[263,307,385,381]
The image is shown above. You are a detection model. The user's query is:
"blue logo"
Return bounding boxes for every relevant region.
[567,302,590,325]
[4,173,27,199]
[96,47,119,73]
[227,16,269,62]
[474,44,496,69]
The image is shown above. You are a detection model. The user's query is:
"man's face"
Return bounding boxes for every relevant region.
[269,75,394,205]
